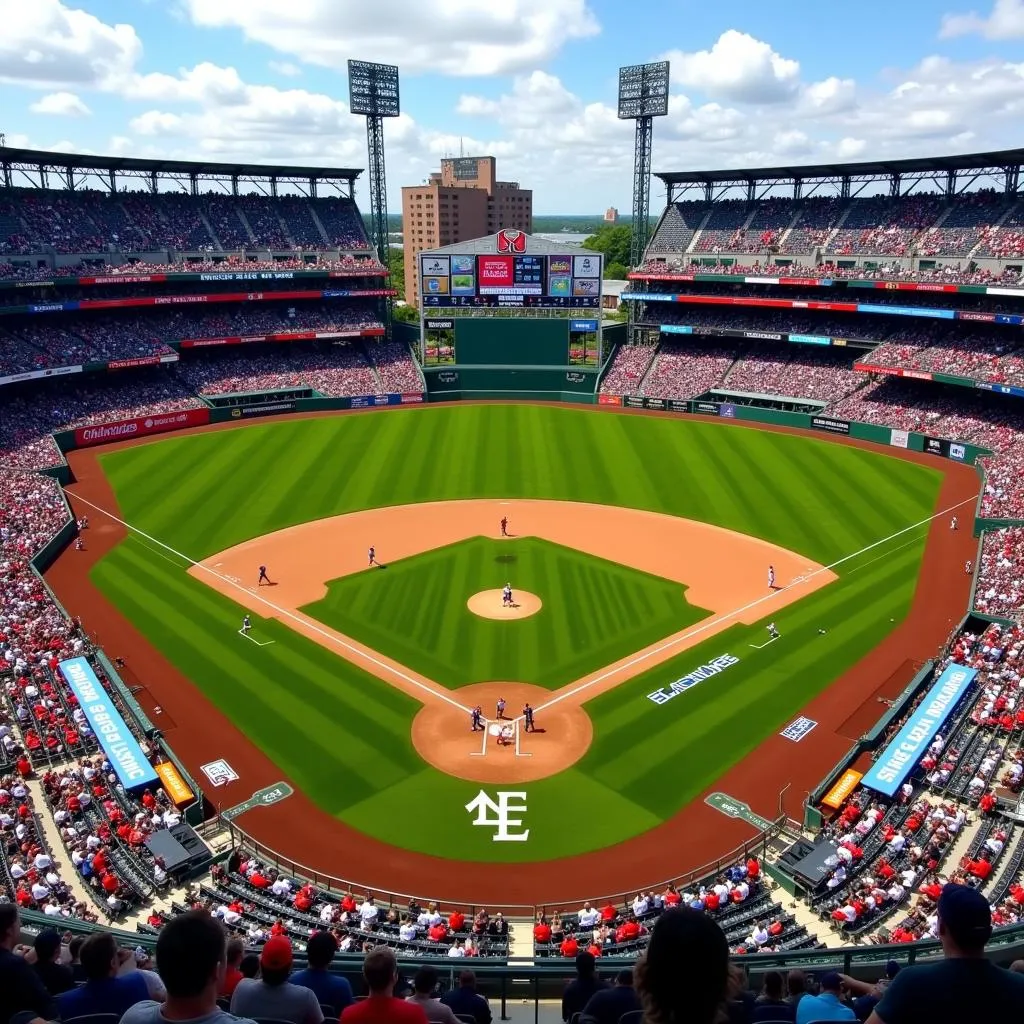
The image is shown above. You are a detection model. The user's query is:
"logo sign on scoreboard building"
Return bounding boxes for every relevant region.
[420,233,602,308]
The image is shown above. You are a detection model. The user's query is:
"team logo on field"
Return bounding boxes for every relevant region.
[465,790,529,841]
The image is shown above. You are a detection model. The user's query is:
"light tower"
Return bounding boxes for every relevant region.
[347,60,400,269]
[617,61,670,269]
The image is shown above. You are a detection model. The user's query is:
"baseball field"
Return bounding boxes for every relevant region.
[68,402,954,872]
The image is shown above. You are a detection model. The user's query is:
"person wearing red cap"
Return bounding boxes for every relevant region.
[230,936,322,1024]
[340,946,428,1024]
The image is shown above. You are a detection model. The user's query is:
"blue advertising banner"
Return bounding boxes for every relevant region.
[856,304,956,320]
[624,292,675,302]
[58,657,158,790]
[788,334,831,346]
[660,324,693,335]
[569,319,599,332]
[977,382,1024,399]
[861,664,977,797]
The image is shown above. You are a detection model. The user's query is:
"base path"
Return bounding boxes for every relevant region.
[189,498,835,782]
[45,407,982,907]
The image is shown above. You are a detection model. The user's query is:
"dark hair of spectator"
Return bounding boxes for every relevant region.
[239,954,260,979]
[306,931,339,970]
[80,932,118,982]
[635,907,729,1024]
[786,969,806,995]
[575,951,597,977]
[0,903,18,939]
[413,966,438,994]
[68,936,85,960]
[459,970,476,987]
[226,936,245,966]
[616,968,634,987]
[261,963,290,987]
[363,946,398,993]
[762,971,784,1000]
[154,910,226,998]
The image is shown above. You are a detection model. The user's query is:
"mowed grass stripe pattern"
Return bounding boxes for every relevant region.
[302,537,711,690]
[90,534,423,813]
[89,406,946,860]
[100,405,939,564]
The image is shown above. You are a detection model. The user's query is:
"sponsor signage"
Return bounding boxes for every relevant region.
[597,394,622,406]
[0,364,83,387]
[811,416,850,435]
[154,762,195,806]
[573,255,601,278]
[572,278,600,296]
[477,255,515,292]
[923,436,949,457]
[566,372,586,384]
[569,319,599,332]
[648,654,740,705]
[890,429,910,449]
[821,769,863,810]
[421,276,449,296]
[425,319,454,330]
[237,401,296,416]
[59,657,158,791]
[420,256,450,277]
[397,393,425,404]
[720,403,737,418]
[106,354,179,370]
[742,330,783,341]
[645,397,665,410]
[200,759,239,787]
[695,401,720,414]
[74,407,210,448]
[660,324,693,335]
[179,329,380,348]
[949,442,966,461]
[861,665,977,797]
[977,381,1024,398]
[437,371,459,384]
[624,396,645,408]
[667,399,689,413]
[780,717,817,742]
[788,333,831,346]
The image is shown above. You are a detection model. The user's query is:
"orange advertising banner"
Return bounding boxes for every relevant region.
[155,761,195,806]
[821,769,862,810]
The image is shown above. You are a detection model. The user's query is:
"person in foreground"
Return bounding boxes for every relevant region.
[340,946,429,1024]
[581,967,641,1024]
[406,965,459,1024]
[795,972,854,1023]
[633,905,730,1024]
[57,931,152,1019]
[230,936,323,1024]
[440,970,492,1024]
[122,910,258,1024]
[0,904,58,1024]
[867,882,1024,1024]
[290,931,354,1014]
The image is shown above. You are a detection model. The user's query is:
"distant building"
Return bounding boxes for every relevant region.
[402,157,532,306]
[604,207,618,223]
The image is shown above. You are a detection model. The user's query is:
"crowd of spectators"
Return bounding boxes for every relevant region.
[975,528,1024,621]
[641,341,737,400]
[862,330,1024,389]
[0,188,371,256]
[597,345,656,393]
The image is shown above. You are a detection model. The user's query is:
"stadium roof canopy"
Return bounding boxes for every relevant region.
[655,148,1024,201]
[0,146,362,197]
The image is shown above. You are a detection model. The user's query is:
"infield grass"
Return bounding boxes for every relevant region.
[87,404,945,860]
[302,536,710,690]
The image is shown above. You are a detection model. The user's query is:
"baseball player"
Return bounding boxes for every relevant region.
[502,583,513,607]
[500,516,509,537]
[496,697,506,720]
[241,615,251,636]
[950,516,958,531]
[965,560,973,574]
[257,565,271,586]
[768,565,776,590]
[498,724,514,747]
[368,546,378,567]
[523,703,536,732]
[470,706,484,732]
[767,622,780,640]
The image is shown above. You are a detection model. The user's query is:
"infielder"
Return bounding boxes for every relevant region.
[241,615,252,636]
[470,706,484,732]
[767,622,780,640]
[500,517,509,537]
[768,565,776,590]
[368,546,379,567]
[257,565,271,586]
[523,703,536,732]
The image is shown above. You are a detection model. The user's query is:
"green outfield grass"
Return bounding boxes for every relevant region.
[301,536,710,690]
[87,404,945,861]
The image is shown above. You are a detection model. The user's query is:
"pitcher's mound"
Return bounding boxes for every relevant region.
[467,589,542,620]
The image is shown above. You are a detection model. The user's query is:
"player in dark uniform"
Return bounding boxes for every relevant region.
[258,565,271,586]
[241,615,252,635]
[496,697,506,720]
[523,703,535,732]
[500,517,509,537]
[470,706,484,731]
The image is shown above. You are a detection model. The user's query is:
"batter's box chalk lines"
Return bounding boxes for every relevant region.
[239,630,275,647]
[67,492,471,718]
[531,492,979,717]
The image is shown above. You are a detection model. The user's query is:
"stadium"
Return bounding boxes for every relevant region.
[4,115,1024,1020]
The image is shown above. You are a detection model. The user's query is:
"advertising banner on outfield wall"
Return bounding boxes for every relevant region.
[668,399,689,413]
[821,769,863,810]
[811,416,850,435]
[154,762,195,806]
[59,657,159,791]
[890,429,910,449]
[598,394,623,406]
[694,401,721,415]
[862,664,977,797]
[922,436,950,457]
[74,407,210,448]
[624,396,645,408]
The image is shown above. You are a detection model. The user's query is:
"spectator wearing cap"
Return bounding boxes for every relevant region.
[291,931,354,1015]
[796,972,855,1023]
[561,951,607,1022]
[122,909,258,1024]
[406,966,459,1024]
[31,928,74,995]
[340,946,428,1024]
[580,967,641,1024]
[867,883,1024,1023]
[57,931,152,1019]
[230,937,323,1024]
[440,969,492,1024]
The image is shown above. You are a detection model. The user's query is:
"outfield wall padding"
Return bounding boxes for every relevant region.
[424,365,597,402]
[453,318,573,366]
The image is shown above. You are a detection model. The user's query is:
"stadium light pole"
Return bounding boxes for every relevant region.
[348,60,400,336]
[617,62,670,269]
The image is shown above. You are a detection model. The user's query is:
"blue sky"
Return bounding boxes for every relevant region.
[2,0,1024,213]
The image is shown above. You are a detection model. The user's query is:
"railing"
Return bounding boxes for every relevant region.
[216,813,790,915]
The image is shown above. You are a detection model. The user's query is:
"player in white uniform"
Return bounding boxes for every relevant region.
[768,565,776,589]
[241,615,251,635]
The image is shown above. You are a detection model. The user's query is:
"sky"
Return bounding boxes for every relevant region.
[2,0,1024,214]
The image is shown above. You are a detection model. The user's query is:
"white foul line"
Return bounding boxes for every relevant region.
[67,492,472,717]
[527,494,978,718]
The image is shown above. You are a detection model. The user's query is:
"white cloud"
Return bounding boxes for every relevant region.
[180,0,600,76]
[269,61,302,77]
[29,90,91,116]
[664,30,801,104]
[941,0,1024,38]
[0,0,141,90]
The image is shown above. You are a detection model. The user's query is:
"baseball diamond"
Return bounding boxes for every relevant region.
[43,402,977,893]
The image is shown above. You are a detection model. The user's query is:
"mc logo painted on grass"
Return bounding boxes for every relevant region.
[647,653,740,705]
[466,790,530,841]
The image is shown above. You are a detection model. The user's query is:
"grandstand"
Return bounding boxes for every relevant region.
[6,135,1024,1024]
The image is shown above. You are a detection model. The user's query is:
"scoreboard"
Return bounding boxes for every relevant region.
[420,251,602,308]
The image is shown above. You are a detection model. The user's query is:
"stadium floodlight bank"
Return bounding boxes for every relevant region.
[346,61,401,118]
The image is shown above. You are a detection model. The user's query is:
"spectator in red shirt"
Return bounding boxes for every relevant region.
[340,946,427,1024]
[448,910,465,932]
[560,935,578,958]
[221,936,245,998]
[533,920,551,943]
